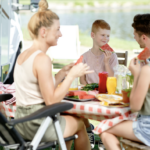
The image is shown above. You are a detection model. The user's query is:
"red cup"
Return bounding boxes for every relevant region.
[98,72,108,94]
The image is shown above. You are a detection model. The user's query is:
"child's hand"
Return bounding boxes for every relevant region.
[129,58,141,76]
[68,63,94,79]
[104,50,112,64]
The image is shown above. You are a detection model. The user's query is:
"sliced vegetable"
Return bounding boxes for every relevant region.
[137,47,150,61]
[99,44,114,53]
[66,95,79,99]
[81,83,99,91]
[75,55,83,65]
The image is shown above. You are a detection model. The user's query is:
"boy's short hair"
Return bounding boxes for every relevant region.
[91,20,110,33]
[132,14,150,37]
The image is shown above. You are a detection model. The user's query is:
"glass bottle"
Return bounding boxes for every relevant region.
[98,72,108,93]
[106,77,117,94]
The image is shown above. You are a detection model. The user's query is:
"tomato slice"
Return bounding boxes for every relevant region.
[75,55,83,65]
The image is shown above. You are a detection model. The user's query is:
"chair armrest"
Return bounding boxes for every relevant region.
[0,94,13,102]
[7,102,73,126]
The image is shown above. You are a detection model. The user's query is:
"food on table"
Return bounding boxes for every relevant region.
[96,94,123,104]
[98,72,108,93]
[80,95,95,99]
[97,94,129,107]
[67,91,87,96]
[99,44,114,53]
[106,77,117,94]
[137,47,150,61]
[81,83,99,91]
[66,91,94,100]
[99,101,129,107]
[88,90,99,96]
[75,55,83,65]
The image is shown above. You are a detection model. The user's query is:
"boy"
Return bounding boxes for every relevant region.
[80,20,118,85]
[80,20,118,149]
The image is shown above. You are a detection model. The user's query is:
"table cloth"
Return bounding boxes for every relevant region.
[0,82,137,134]
[62,100,137,134]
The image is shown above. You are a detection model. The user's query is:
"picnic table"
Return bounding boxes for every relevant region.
[0,98,137,135]
[0,82,138,134]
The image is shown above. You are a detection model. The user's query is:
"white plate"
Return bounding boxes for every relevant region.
[96,94,123,104]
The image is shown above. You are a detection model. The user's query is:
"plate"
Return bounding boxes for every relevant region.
[64,96,94,102]
[96,94,123,104]
[99,101,129,108]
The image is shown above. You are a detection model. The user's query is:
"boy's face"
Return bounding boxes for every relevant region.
[91,28,110,47]
[133,30,145,48]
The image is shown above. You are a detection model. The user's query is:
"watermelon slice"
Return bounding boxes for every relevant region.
[99,44,114,53]
[75,55,83,65]
[137,47,150,61]
[80,95,95,99]
[78,95,83,99]
[67,91,87,96]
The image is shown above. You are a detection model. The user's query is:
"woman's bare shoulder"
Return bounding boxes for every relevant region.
[35,52,52,66]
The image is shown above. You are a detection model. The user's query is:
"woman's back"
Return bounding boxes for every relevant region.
[14,50,44,106]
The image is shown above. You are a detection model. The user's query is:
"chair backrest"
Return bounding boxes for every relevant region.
[116,51,128,66]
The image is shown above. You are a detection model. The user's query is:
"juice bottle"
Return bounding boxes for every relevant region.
[69,78,78,91]
[106,77,117,94]
[98,72,108,93]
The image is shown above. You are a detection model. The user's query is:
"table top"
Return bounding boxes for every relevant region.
[0,81,137,135]
[62,99,137,134]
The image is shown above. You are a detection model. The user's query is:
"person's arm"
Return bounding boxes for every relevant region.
[129,58,150,111]
[104,51,115,77]
[80,54,88,85]
[55,63,74,88]
[105,63,114,77]
[34,54,93,105]
[130,65,150,111]
[80,75,88,85]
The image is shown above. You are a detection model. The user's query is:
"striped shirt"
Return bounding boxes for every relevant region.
[82,49,118,84]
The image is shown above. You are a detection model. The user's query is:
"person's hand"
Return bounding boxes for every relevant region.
[129,58,141,76]
[104,50,112,64]
[61,63,74,76]
[68,63,94,79]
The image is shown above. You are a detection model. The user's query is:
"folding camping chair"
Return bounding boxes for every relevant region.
[0,93,78,150]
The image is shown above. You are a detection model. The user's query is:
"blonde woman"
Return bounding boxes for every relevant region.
[14,0,92,149]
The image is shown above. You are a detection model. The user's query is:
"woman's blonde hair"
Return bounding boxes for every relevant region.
[28,0,59,39]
